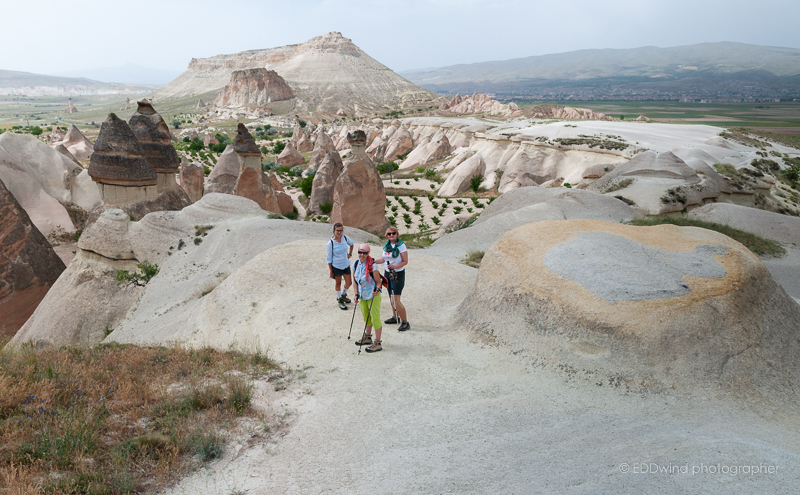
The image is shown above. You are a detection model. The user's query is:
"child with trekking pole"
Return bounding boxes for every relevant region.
[375,226,410,331]
[353,244,384,353]
[326,223,354,310]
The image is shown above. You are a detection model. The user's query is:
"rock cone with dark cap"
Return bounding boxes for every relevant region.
[89,113,157,205]
[233,123,261,155]
[232,124,280,213]
[129,101,180,193]
[0,177,66,335]
[331,130,389,231]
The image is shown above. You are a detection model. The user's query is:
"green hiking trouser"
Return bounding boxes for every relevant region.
[358,292,382,330]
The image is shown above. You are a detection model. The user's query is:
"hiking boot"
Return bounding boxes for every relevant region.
[398,321,411,332]
[384,315,399,324]
[365,339,382,353]
[337,297,347,310]
[342,294,352,303]
[355,334,372,346]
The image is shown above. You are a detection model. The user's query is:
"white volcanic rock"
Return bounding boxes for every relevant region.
[213,68,293,109]
[64,98,78,113]
[48,125,66,144]
[688,202,800,247]
[588,151,726,214]
[59,124,94,161]
[438,153,485,196]
[154,32,441,113]
[77,208,135,260]
[428,187,640,260]
[0,133,99,234]
[382,126,413,161]
[308,130,343,213]
[526,104,612,121]
[54,143,80,165]
[400,131,450,169]
[277,143,304,167]
[441,93,520,117]
[205,145,239,195]
[291,122,313,153]
[457,219,800,393]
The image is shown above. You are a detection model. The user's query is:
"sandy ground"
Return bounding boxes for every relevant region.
[161,288,800,494]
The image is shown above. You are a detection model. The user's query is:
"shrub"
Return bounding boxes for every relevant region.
[170,118,181,129]
[30,126,43,135]
[188,431,224,461]
[298,120,306,128]
[272,141,286,155]
[319,202,333,214]
[463,249,485,268]
[188,138,204,151]
[564,183,572,188]
[376,161,399,175]
[300,176,314,197]
[469,174,484,193]
[116,261,159,287]
[227,375,253,414]
[425,169,436,180]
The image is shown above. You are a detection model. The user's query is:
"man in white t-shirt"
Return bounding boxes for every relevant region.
[375,226,410,331]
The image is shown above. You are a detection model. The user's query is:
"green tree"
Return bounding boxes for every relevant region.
[30,126,43,135]
[272,141,286,155]
[469,174,484,193]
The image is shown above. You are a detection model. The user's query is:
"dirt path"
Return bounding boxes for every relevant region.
[163,319,800,494]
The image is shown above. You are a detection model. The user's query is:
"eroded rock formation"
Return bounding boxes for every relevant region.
[128,100,180,193]
[0,177,66,335]
[331,131,388,231]
[58,124,94,161]
[214,68,293,109]
[277,143,304,167]
[64,98,78,113]
[180,156,204,203]
[308,130,343,213]
[88,113,158,206]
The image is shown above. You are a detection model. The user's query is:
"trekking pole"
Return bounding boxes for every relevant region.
[347,296,358,340]
[388,269,398,320]
[358,296,376,355]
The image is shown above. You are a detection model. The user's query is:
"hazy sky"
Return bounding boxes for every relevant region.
[3,0,799,75]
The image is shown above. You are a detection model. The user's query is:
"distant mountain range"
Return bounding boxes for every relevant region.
[51,64,181,85]
[400,42,800,100]
[0,69,158,96]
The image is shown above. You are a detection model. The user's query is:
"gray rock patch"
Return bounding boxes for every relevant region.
[543,232,729,302]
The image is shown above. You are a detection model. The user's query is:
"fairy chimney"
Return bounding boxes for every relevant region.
[232,123,281,213]
[128,101,180,193]
[64,98,78,113]
[88,113,157,205]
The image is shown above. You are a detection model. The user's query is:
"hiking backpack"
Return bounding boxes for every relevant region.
[353,257,390,290]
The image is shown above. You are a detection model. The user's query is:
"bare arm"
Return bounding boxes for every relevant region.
[387,251,408,270]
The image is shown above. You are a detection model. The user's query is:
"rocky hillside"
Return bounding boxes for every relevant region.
[153,32,441,115]
[0,69,156,96]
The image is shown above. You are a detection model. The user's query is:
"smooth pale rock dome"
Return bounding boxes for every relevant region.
[457,219,800,396]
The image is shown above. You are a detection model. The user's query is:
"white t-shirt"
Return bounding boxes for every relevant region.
[382,242,407,272]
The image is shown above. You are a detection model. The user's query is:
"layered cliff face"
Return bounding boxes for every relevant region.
[154,32,441,113]
[213,69,294,109]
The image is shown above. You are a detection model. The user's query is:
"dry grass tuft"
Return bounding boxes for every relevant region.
[0,341,282,494]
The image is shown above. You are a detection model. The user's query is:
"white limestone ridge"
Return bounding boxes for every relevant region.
[153,32,441,113]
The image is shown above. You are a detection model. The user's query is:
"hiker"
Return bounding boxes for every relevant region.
[326,223,354,310]
[376,226,410,331]
[353,244,384,353]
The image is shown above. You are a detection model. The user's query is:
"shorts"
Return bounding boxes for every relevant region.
[332,266,351,277]
[385,270,405,295]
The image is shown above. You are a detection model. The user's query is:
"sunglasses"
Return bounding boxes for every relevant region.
[358,251,369,255]
[386,232,397,236]
[334,230,343,233]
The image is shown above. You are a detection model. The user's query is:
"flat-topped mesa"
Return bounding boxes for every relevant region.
[128,101,180,193]
[214,68,294,110]
[88,113,157,205]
